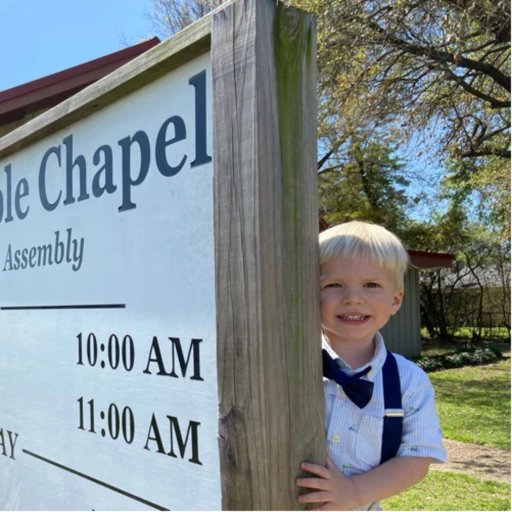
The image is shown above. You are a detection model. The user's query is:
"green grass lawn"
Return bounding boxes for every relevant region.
[382,471,511,511]
[383,358,511,510]
[430,359,511,450]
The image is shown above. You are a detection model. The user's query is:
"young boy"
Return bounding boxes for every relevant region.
[296,221,446,511]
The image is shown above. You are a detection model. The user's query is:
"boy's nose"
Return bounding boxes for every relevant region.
[342,292,364,305]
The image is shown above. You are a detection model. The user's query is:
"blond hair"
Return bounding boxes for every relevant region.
[319,221,409,288]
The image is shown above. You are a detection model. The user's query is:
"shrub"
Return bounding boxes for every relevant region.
[456,343,478,353]
[413,357,445,373]
[472,348,499,365]
[414,348,499,373]
[488,345,504,358]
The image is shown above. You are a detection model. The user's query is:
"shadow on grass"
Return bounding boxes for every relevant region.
[434,450,510,478]
[430,377,510,408]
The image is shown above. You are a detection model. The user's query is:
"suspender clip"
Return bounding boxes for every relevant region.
[385,408,404,417]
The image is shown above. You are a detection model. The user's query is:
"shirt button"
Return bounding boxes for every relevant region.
[331,434,341,443]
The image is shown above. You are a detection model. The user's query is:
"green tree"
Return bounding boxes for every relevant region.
[142,0,510,231]
[304,0,510,230]
[303,0,510,160]
[442,156,510,238]
[405,187,510,341]
[319,131,411,235]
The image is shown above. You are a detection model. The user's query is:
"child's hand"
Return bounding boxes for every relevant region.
[296,457,362,511]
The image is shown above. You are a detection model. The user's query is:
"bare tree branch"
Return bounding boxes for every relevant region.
[441,67,511,108]
[368,20,511,92]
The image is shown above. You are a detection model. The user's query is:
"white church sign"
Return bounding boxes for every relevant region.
[0,1,324,510]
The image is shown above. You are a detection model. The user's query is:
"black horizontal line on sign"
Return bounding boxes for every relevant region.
[1,304,126,311]
[22,449,169,511]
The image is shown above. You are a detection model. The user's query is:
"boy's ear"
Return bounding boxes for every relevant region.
[391,290,404,314]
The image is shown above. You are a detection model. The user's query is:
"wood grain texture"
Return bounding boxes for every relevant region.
[0,16,211,160]
[212,1,326,509]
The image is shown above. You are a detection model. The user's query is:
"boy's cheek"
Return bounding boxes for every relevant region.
[319,298,332,318]
[319,304,330,326]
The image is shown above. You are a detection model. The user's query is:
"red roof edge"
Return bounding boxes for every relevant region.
[0,38,161,104]
[408,250,455,269]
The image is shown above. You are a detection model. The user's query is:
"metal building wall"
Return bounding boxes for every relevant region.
[380,268,421,358]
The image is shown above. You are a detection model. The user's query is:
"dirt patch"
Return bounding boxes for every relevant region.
[431,438,511,483]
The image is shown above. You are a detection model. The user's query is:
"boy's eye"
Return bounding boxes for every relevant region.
[365,282,380,288]
[325,283,342,288]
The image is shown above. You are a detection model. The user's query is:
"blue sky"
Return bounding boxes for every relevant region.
[0,0,445,216]
[0,0,153,92]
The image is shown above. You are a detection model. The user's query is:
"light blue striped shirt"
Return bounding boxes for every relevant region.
[323,332,447,481]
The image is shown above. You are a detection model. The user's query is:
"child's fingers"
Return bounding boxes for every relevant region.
[300,462,331,479]
[295,477,329,491]
[326,457,336,469]
[297,491,331,504]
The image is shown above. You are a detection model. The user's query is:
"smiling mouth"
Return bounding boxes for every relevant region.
[338,315,369,321]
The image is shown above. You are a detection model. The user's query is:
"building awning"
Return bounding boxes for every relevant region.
[408,250,454,269]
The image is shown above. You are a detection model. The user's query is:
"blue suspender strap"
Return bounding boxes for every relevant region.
[380,350,404,464]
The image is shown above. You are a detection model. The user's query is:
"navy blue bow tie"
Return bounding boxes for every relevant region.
[323,349,374,409]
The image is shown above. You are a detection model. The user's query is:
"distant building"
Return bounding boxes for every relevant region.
[428,263,511,330]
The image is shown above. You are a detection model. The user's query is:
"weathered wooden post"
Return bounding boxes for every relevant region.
[0,0,326,509]
[213,1,325,509]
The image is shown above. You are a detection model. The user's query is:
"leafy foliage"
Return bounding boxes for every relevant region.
[300,0,511,160]
[142,0,510,239]
[413,346,500,372]
[300,0,511,233]
[414,210,511,341]
[318,133,411,234]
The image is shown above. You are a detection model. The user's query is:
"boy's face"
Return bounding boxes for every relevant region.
[320,257,404,350]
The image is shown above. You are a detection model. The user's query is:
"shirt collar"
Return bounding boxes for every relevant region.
[321,332,388,378]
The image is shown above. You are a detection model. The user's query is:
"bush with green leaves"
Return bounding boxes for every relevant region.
[413,347,501,373]
[456,343,478,353]
[488,345,505,358]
